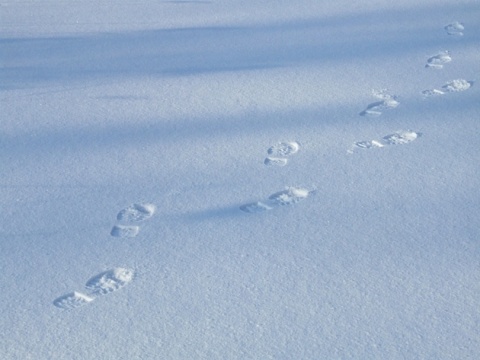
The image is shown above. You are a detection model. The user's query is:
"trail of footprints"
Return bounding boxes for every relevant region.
[422,22,473,95]
[53,268,134,310]
[55,21,475,309]
[245,20,474,211]
[54,204,154,309]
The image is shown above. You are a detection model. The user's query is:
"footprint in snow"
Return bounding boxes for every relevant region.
[425,51,452,69]
[360,89,399,117]
[85,268,135,296]
[264,157,288,167]
[268,187,312,206]
[117,203,156,222]
[53,291,94,310]
[422,79,473,97]
[264,141,300,167]
[382,131,420,145]
[110,225,140,238]
[111,203,156,238]
[349,130,421,153]
[240,201,274,213]
[240,187,313,213]
[444,21,464,36]
[53,268,135,310]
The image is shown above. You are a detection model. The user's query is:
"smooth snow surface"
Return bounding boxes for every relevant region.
[1,0,480,359]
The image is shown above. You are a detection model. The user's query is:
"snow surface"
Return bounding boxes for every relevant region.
[1,0,480,359]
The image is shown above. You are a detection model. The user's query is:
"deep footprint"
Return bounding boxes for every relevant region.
[117,203,156,222]
[111,225,140,238]
[425,51,452,69]
[85,268,135,295]
[53,291,94,310]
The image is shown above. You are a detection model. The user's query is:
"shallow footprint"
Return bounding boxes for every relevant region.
[421,89,445,97]
[444,21,464,36]
[240,202,274,213]
[268,187,312,206]
[53,291,94,310]
[425,51,451,69]
[422,79,473,96]
[382,130,421,145]
[360,90,399,117]
[111,225,140,238]
[350,131,420,152]
[117,203,156,222]
[264,157,288,167]
[267,141,300,157]
[441,79,473,93]
[353,140,385,150]
[85,268,135,296]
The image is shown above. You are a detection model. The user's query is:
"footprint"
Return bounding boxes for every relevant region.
[264,157,288,167]
[240,202,274,213]
[441,79,473,93]
[53,291,94,310]
[350,130,421,152]
[421,89,446,97]
[382,130,421,145]
[267,141,300,157]
[422,79,473,96]
[444,21,464,36]
[111,203,156,238]
[268,187,312,206]
[110,225,140,238]
[353,140,385,149]
[117,203,156,222]
[425,51,452,69]
[360,89,399,117]
[240,187,313,213]
[264,141,300,166]
[85,268,135,296]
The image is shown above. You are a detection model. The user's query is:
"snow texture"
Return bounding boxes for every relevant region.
[1,0,480,359]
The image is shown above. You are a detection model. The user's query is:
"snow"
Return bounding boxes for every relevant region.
[1,0,480,359]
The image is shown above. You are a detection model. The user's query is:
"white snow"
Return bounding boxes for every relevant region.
[1,0,480,359]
